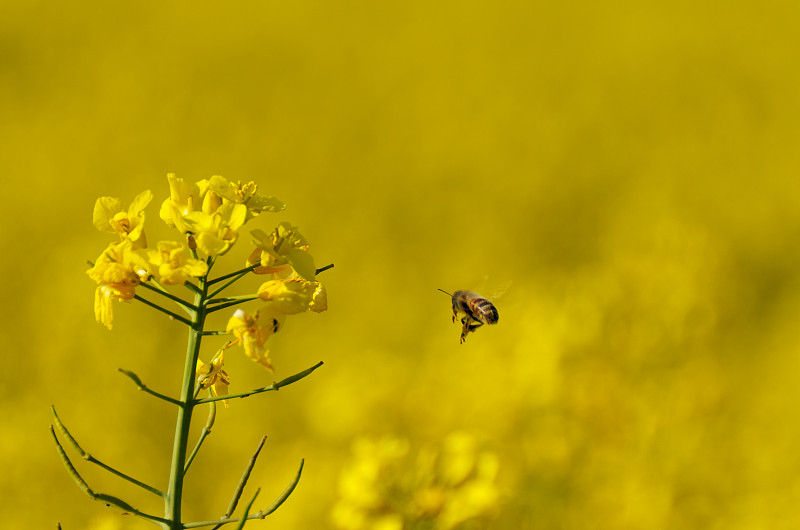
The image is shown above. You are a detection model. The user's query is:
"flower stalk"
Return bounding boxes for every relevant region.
[55,174,331,528]
[164,273,208,527]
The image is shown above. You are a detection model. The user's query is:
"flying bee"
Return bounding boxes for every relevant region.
[438,289,500,344]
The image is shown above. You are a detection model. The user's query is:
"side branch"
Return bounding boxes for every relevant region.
[208,264,259,286]
[206,298,259,314]
[119,369,183,407]
[222,437,267,521]
[50,426,169,525]
[205,295,260,307]
[134,294,194,326]
[195,362,324,404]
[52,407,165,498]
[315,263,334,275]
[138,280,199,312]
[184,400,217,476]
[184,459,304,529]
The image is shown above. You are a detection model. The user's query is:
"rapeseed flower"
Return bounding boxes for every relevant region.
[247,223,316,280]
[332,434,499,530]
[147,241,208,285]
[225,308,286,372]
[196,352,230,407]
[86,239,151,329]
[160,174,284,256]
[92,190,152,247]
[257,278,327,314]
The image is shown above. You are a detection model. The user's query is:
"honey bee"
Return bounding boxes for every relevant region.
[438,289,499,344]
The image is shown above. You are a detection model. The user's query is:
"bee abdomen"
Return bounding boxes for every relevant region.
[469,298,499,324]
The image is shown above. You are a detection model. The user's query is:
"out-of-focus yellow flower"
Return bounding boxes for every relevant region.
[147,241,208,285]
[159,174,283,256]
[86,239,152,329]
[257,278,327,314]
[247,223,316,280]
[92,190,152,247]
[88,515,123,530]
[196,352,230,407]
[332,433,499,530]
[225,308,285,372]
[430,433,500,529]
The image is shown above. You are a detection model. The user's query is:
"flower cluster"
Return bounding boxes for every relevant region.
[86,173,329,397]
[332,434,499,530]
[159,174,284,256]
[86,187,208,330]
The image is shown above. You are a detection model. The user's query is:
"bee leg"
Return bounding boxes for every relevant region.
[459,317,483,344]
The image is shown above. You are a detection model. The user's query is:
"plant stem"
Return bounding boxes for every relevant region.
[138,280,199,313]
[195,361,324,404]
[134,294,194,327]
[118,368,183,406]
[208,264,258,285]
[206,298,259,314]
[164,272,208,527]
[184,400,216,476]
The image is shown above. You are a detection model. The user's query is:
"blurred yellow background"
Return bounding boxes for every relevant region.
[3,0,800,528]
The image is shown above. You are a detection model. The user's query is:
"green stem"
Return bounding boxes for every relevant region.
[196,362,324,404]
[206,298,259,314]
[315,263,335,275]
[184,280,202,295]
[206,295,260,306]
[223,437,267,520]
[50,426,170,527]
[208,264,258,285]
[184,400,216,476]
[164,272,208,527]
[134,294,194,327]
[51,407,164,498]
[186,459,304,529]
[139,280,198,313]
[119,368,183,407]
[207,270,251,300]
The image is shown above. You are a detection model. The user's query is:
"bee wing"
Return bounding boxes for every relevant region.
[486,280,512,301]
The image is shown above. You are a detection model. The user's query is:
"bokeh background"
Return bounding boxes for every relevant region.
[3,1,800,528]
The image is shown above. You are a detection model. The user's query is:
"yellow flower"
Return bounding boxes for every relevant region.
[196,352,230,407]
[205,175,284,220]
[225,308,285,372]
[332,434,499,530]
[159,174,283,256]
[159,173,199,233]
[257,278,327,314]
[184,202,247,256]
[92,190,152,247]
[246,223,316,280]
[87,239,152,329]
[147,241,208,285]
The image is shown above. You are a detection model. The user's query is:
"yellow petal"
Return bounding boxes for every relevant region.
[284,248,316,281]
[94,286,114,330]
[127,190,153,218]
[93,197,124,233]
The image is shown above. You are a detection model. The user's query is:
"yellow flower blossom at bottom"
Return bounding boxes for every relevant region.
[332,434,499,530]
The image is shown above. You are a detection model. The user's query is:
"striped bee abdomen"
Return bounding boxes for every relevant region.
[468,297,499,324]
